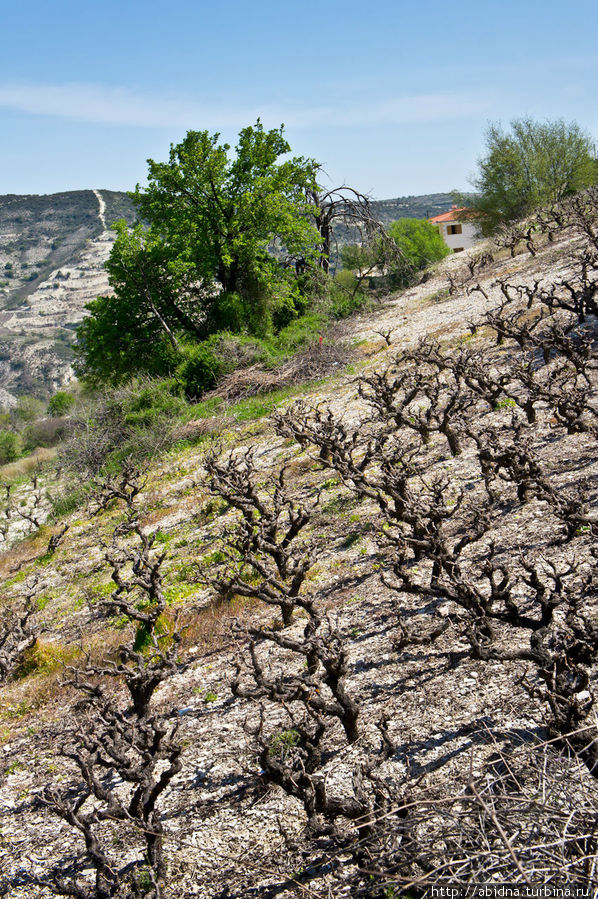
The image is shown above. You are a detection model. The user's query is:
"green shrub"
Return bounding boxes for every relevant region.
[49,485,90,519]
[13,395,45,424]
[0,430,21,463]
[48,391,76,417]
[59,378,193,475]
[23,417,71,451]
[175,342,228,398]
[122,380,188,428]
[175,332,275,398]
[387,218,451,286]
[272,313,326,354]
[328,274,370,318]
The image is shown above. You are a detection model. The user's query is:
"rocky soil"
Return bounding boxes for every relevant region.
[0,223,597,897]
[0,190,136,402]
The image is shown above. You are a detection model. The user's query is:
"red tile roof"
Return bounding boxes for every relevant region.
[429,206,467,223]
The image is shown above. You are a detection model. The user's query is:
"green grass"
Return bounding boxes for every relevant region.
[48,485,91,520]
[185,378,329,424]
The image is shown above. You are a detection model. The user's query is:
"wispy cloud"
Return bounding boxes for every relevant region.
[0,81,488,129]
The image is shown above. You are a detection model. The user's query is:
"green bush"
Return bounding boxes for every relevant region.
[387,218,451,286]
[59,378,193,475]
[23,417,71,451]
[175,332,274,397]
[49,485,90,519]
[175,341,230,398]
[122,380,188,428]
[0,430,22,463]
[48,391,76,416]
[328,274,371,318]
[271,313,326,357]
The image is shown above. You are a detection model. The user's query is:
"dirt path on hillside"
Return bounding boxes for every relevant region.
[93,188,107,230]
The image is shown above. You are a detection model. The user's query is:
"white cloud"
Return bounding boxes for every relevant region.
[0,81,487,130]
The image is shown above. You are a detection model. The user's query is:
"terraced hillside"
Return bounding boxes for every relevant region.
[0,190,136,402]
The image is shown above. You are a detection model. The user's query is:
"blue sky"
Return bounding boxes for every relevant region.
[0,0,596,198]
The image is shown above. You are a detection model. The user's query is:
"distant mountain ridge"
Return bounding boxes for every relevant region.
[371,193,455,223]
[0,189,452,403]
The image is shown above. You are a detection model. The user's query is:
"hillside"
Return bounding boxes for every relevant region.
[0,191,452,404]
[1,194,598,897]
[370,192,454,223]
[0,190,136,402]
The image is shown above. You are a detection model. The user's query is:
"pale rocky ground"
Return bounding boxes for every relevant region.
[0,228,114,400]
[0,188,134,402]
[0,228,596,897]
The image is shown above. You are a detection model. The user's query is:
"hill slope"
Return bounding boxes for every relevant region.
[1,201,598,896]
[0,190,453,403]
[0,190,136,401]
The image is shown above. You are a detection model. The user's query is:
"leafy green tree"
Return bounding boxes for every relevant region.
[74,223,202,385]
[133,120,320,330]
[75,288,180,387]
[47,391,76,416]
[464,117,597,234]
[386,218,450,286]
[75,121,322,386]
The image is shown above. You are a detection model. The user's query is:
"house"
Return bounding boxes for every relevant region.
[429,206,479,253]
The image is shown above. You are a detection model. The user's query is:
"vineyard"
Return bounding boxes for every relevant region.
[2,189,598,897]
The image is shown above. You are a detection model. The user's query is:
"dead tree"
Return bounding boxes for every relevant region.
[373,327,395,346]
[466,281,489,301]
[14,478,46,531]
[533,358,598,433]
[541,252,598,323]
[89,462,146,516]
[493,220,538,257]
[42,685,182,899]
[307,184,389,274]
[203,447,367,851]
[482,294,547,348]
[233,617,360,744]
[466,251,495,278]
[231,621,400,856]
[561,186,598,252]
[446,270,464,295]
[468,422,595,537]
[357,351,474,456]
[276,384,598,771]
[237,693,374,843]
[46,523,70,556]
[535,200,574,242]
[336,739,598,895]
[495,278,545,311]
[205,446,362,738]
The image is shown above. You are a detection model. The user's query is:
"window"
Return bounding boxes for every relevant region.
[447,224,462,235]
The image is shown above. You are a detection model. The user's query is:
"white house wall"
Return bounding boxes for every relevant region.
[436,221,478,252]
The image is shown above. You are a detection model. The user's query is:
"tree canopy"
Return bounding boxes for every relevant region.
[75,223,195,386]
[387,218,451,278]
[465,117,597,234]
[75,121,324,386]
[132,121,321,332]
